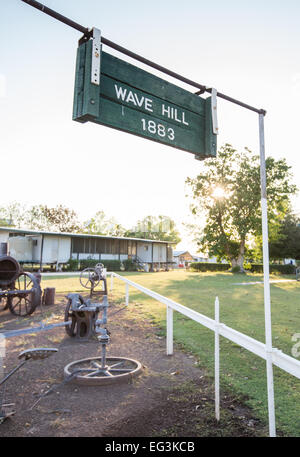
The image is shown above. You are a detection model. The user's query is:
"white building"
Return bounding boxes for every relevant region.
[0,227,174,271]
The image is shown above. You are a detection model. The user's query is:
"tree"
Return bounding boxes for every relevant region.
[24,204,81,233]
[41,205,82,233]
[125,215,181,245]
[24,204,51,231]
[0,201,26,228]
[83,211,126,236]
[186,144,297,271]
[269,212,300,260]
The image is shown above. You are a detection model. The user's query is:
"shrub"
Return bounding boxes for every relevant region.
[123,259,138,271]
[250,264,296,274]
[231,265,244,274]
[189,262,230,272]
[66,258,79,271]
[79,259,122,271]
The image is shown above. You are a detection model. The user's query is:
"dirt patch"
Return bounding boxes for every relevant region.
[0,293,268,437]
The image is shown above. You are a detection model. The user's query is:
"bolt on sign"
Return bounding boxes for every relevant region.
[73,39,217,159]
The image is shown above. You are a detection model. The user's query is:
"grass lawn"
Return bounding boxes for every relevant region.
[41,270,300,437]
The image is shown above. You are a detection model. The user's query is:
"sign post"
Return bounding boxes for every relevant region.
[258,113,276,437]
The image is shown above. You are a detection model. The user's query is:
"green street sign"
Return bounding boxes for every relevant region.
[73,39,217,159]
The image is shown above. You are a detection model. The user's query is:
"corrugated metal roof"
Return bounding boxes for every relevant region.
[173,250,190,256]
[0,227,175,244]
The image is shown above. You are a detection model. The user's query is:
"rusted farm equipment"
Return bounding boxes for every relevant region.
[79,263,108,297]
[0,254,42,317]
[63,293,142,385]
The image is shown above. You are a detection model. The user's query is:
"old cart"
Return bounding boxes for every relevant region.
[0,255,42,316]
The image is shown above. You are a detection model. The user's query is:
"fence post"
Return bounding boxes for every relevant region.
[110,273,114,293]
[166,305,173,355]
[215,296,220,421]
[125,282,129,306]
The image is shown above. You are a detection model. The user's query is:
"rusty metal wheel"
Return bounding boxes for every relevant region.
[7,272,41,316]
[64,356,142,386]
[79,268,100,290]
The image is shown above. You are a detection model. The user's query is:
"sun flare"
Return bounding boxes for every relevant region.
[212,187,227,199]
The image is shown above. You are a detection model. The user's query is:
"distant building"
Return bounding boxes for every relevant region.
[173,250,195,267]
[0,227,174,271]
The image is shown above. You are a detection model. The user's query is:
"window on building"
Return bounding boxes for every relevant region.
[72,237,84,253]
[119,240,128,255]
[96,238,105,253]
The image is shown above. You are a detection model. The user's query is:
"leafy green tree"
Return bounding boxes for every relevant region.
[83,211,126,236]
[24,204,50,231]
[186,144,297,271]
[42,205,82,233]
[25,204,81,233]
[125,215,181,245]
[269,212,300,260]
[0,201,26,228]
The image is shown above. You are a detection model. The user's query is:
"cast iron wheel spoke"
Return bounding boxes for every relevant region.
[109,361,125,369]
[109,368,135,372]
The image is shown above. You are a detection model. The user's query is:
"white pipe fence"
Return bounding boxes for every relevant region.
[109,272,300,437]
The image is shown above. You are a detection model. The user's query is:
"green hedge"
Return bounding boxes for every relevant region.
[190,262,296,275]
[66,258,138,272]
[79,259,122,271]
[190,262,230,272]
[250,263,296,274]
[122,259,138,271]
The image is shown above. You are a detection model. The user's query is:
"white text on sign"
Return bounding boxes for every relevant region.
[114,84,189,125]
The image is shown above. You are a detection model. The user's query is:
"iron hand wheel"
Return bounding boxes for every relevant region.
[64,356,142,385]
[79,268,101,290]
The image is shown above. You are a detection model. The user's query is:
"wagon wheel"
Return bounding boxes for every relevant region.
[64,295,85,337]
[79,268,100,290]
[7,272,41,317]
[64,356,142,386]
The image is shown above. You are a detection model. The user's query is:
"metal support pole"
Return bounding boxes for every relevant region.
[166,305,173,355]
[215,296,220,421]
[0,359,27,386]
[21,0,266,116]
[259,113,276,437]
[125,282,129,306]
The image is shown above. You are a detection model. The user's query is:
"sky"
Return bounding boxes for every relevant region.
[1,0,300,252]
